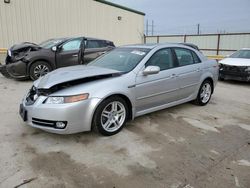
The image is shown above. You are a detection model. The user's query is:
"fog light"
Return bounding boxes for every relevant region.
[56,121,66,129]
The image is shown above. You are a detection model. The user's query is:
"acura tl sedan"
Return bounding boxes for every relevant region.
[19,43,218,136]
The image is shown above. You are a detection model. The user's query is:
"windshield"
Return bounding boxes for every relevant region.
[89,48,150,72]
[39,39,64,49]
[229,50,250,59]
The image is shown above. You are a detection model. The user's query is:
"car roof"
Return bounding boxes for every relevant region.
[50,37,112,42]
[241,48,250,50]
[121,43,196,50]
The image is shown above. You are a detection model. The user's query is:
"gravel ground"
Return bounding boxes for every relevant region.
[0,75,249,188]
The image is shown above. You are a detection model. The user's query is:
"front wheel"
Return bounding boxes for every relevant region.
[194,80,213,106]
[92,96,128,136]
[29,61,52,80]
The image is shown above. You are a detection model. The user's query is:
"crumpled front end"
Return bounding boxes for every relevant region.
[20,85,102,134]
[4,60,29,79]
[1,44,37,79]
[219,64,250,82]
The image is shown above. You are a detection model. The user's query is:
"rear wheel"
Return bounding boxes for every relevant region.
[92,96,128,136]
[194,80,213,106]
[29,61,51,80]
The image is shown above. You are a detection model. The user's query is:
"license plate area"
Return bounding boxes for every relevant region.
[19,104,27,121]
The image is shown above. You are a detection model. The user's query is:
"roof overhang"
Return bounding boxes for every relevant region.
[94,0,145,16]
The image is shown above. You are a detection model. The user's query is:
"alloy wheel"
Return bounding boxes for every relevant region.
[33,64,49,78]
[101,101,126,132]
[200,83,212,103]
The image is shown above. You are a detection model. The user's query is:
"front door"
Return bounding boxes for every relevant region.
[56,38,83,68]
[135,48,179,113]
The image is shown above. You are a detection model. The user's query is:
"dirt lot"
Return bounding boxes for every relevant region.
[0,75,249,188]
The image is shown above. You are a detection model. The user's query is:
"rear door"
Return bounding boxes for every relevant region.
[56,38,83,68]
[173,48,202,99]
[135,48,179,113]
[84,40,109,64]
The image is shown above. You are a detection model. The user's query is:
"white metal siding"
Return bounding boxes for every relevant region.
[145,34,250,56]
[145,36,157,43]
[220,35,250,50]
[0,0,144,48]
[186,35,218,49]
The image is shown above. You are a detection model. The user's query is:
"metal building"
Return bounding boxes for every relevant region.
[0,0,145,48]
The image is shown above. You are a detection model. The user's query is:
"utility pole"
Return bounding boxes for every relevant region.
[197,24,200,35]
[145,20,155,36]
[152,20,154,36]
[146,20,149,36]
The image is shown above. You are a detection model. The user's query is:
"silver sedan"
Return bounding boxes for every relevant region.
[20,43,218,136]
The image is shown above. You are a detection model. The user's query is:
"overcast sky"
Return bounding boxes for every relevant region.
[108,0,250,35]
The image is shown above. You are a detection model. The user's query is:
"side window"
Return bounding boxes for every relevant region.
[146,48,174,71]
[61,39,82,51]
[99,40,107,47]
[174,48,195,66]
[192,51,201,63]
[87,40,101,48]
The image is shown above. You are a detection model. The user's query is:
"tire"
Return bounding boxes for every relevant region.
[194,80,213,106]
[29,61,52,80]
[92,96,128,136]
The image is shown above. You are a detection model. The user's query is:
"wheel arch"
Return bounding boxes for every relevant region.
[202,77,214,93]
[91,93,134,129]
[27,59,54,74]
[103,94,133,121]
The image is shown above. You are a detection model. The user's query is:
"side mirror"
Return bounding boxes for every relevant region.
[51,46,57,52]
[143,66,160,76]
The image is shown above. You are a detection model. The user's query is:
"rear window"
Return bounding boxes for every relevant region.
[87,40,101,48]
[174,48,195,66]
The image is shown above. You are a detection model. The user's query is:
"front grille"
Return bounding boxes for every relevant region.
[220,64,250,77]
[221,64,246,73]
[32,118,67,129]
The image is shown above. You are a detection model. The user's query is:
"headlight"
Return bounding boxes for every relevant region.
[7,50,11,56]
[45,93,89,104]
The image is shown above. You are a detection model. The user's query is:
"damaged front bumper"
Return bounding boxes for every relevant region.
[219,70,250,82]
[0,63,12,78]
[219,64,250,82]
[0,60,29,79]
[20,92,102,134]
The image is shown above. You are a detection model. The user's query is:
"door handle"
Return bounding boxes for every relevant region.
[99,51,106,55]
[196,68,201,72]
[72,54,78,57]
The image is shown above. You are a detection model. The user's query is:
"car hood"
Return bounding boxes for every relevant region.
[35,65,122,89]
[9,42,40,51]
[220,58,250,66]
